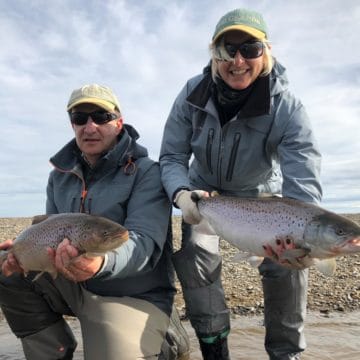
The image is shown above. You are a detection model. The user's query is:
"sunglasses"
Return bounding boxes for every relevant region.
[215,40,264,61]
[69,111,119,125]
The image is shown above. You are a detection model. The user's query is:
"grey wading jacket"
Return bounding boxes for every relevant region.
[47,124,176,314]
[160,61,322,204]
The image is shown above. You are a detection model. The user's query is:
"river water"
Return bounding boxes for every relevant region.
[1,311,359,359]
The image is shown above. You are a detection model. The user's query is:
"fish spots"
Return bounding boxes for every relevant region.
[7,213,128,275]
[198,195,360,272]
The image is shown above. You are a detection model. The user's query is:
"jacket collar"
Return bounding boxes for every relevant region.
[186,64,271,117]
[50,124,147,172]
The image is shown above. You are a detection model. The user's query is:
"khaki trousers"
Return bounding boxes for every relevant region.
[0,272,185,360]
[79,290,170,360]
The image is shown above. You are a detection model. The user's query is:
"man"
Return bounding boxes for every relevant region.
[0,84,190,360]
[160,8,322,360]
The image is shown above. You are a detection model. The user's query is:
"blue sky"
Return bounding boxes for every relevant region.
[0,0,359,216]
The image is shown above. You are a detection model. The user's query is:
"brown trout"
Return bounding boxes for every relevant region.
[192,194,360,276]
[0,213,129,278]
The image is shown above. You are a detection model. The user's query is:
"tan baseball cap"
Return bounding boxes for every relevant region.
[67,84,121,113]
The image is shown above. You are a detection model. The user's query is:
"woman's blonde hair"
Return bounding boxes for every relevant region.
[209,37,273,82]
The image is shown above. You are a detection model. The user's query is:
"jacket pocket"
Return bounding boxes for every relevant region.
[206,128,215,174]
[226,132,241,182]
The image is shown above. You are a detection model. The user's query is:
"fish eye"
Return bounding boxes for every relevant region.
[335,228,346,236]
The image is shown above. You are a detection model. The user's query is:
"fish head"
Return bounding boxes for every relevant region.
[77,216,129,253]
[305,212,360,257]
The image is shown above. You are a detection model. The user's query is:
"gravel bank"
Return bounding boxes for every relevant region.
[1,214,359,321]
[171,214,360,318]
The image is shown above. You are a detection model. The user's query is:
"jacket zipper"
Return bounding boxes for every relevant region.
[226,133,241,182]
[80,189,88,213]
[206,128,215,174]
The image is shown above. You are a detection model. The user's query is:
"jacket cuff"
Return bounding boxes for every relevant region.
[92,254,109,278]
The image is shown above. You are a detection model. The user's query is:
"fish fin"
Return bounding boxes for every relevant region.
[231,252,248,262]
[81,252,99,258]
[282,248,310,259]
[247,256,264,268]
[31,270,57,282]
[49,270,58,280]
[31,272,45,282]
[231,252,264,268]
[193,219,217,236]
[31,214,51,225]
[314,258,337,277]
[279,249,315,269]
[0,251,9,266]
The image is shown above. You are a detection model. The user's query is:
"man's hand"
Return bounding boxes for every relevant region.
[0,239,24,276]
[174,190,208,225]
[47,238,104,282]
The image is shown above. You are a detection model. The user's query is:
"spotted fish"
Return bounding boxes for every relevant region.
[0,213,129,278]
[192,194,360,276]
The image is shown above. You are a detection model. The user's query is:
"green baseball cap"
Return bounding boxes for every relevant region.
[212,8,268,43]
[67,84,121,113]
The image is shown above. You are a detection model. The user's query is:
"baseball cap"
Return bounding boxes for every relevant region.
[212,8,268,43]
[67,84,121,113]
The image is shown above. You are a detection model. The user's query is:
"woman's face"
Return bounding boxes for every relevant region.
[217,31,266,90]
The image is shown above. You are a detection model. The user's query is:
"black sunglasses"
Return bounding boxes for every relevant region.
[69,111,119,125]
[219,40,264,60]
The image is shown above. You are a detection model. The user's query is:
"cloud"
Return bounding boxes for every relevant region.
[0,0,359,216]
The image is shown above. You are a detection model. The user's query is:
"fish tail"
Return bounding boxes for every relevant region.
[0,251,8,268]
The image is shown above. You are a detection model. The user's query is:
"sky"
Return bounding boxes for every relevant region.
[0,0,359,217]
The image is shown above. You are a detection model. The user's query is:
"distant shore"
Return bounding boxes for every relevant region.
[1,215,360,319]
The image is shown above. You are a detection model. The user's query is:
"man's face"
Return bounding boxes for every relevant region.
[217,31,266,90]
[70,103,123,165]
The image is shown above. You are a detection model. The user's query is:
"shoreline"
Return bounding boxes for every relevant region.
[1,215,360,317]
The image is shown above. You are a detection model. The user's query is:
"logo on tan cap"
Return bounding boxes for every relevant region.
[67,84,121,113]
[212,8,268,43]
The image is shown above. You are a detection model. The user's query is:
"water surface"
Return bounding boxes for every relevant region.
[1,311,359,359]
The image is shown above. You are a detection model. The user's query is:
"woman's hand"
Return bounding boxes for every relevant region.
[175,190,209,224]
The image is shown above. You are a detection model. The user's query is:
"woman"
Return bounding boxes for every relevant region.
[160,8,322,360]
